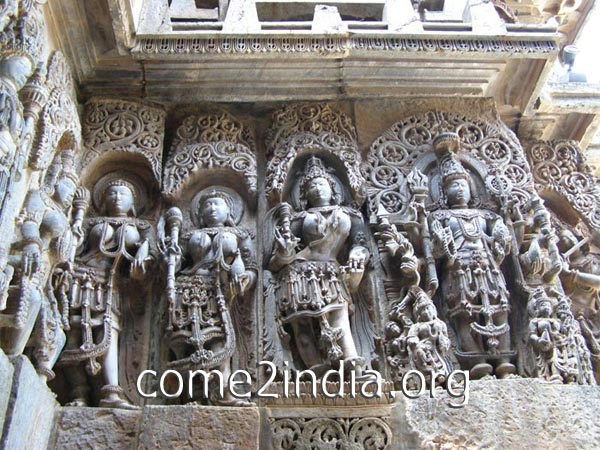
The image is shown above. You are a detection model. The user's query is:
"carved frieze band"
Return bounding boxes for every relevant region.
[133,37,558,57]
[270,417,392,450]
[82,99,166,181]
[527,140,600,230]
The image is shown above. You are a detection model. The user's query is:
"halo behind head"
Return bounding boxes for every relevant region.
[191,186,243,227]
[92,171,147,215]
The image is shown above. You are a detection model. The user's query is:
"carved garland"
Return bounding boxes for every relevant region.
[265,103,365,205]
[162,112,257,199]
[270,417,392,450]
[82,99,166,182]
[29,51,81,171]
[362,111,534,218]
[527,140,600,230]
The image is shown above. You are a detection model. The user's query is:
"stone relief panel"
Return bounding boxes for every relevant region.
[269,416,392,450]
[158,111,257,405]
[525,139,600,384]
[55,170,156,409]
[263,104,377,390]
[82,99,166,183]
[364,112,594,384]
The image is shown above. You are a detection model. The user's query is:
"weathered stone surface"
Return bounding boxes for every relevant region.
[0,356,58,450]
[0,349,13,433]
[137,406,260,450]
[52,408,142,450]
[393,378,600,449]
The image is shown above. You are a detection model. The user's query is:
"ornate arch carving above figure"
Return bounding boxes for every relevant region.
[162,112,257,202]
[82,98,166,182]
[265,103,365,206]
[526,140,600,232]
[29,52,81,170]
[362,110,534,220]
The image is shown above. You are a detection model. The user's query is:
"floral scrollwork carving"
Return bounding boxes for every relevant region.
[162,112,256,200]
[269,417,392,450]
[363,111,533,219]
[265,104,364,205]
[82,98,166,181]
[29,51,81,171]
[526,140,600,230]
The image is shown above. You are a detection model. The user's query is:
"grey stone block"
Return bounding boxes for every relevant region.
[393,378,600,449]
[0,349,14,434]
[137,405,261,450]
[52,407,142,450]
[0,356,58,450]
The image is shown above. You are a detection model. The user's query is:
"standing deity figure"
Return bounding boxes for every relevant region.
[0,50,34,297]
[268,156,370,377]
[386,286,451,384]
[429,133,514,379]
[528,290,580,383]
[0,150,85,381]
[57,174,153,409]
[162,187,256,406]
[558,229,600,381]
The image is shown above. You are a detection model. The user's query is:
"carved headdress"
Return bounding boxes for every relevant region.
[92,172,147,216]
[433,132,469,185]
[527,288,557,317]
[298,156,343,207]
[411,287,436,319]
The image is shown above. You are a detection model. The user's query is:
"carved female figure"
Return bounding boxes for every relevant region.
[57,174,153,408]
[268,156,369,376]
[429,133,514,379]
[163,187,255,405]
[404,288,451,380]
[528,290,579,383]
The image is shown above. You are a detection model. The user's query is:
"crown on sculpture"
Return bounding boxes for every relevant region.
[528,288,556,316]
[411,288,435,318]
[299,156,335,191]
[433,133,469,185]
[197,188,234,213]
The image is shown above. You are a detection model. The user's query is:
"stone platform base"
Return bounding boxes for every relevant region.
[43,378,600,449]
[0,354,59,450]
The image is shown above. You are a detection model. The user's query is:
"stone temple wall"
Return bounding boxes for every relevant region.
[1,1,600,449]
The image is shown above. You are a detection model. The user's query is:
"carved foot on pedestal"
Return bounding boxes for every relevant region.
[99,385,139,410]
[495,362,516,379]
[470,362,493,379]
[65,398,88,407]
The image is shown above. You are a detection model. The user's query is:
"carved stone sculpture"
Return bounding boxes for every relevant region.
[162,186,256,405]
[558,229,600,382]
[0,149,83,381]
[56,173,154,409]
[527,289,592,384]
[385,286,451,384]
[266,156,370,377]
[429,133,515,379]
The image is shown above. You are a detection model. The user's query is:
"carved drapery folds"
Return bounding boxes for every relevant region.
[159,112,257,405]
[163,112,257,201]
[82,99,166,182]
